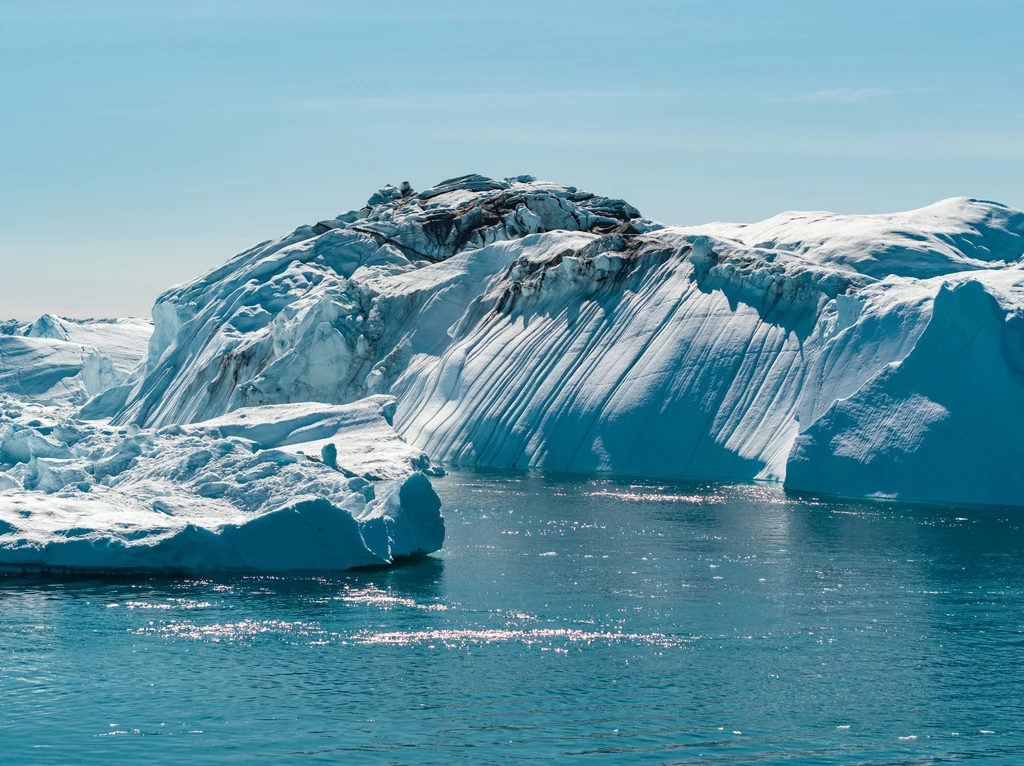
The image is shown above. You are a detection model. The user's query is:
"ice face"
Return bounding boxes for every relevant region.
[785,275,1024,506]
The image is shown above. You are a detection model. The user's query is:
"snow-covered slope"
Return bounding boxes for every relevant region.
[680,198,1024,279]
[0,315,152,402]
[0,395,444,572]
[77,175,1024,507]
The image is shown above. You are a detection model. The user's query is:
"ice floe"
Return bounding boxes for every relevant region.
[0,395,443,572]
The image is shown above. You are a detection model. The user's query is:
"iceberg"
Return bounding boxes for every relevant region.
[785,275,1024,507]
[86,175,1021,507]
[0,395,444,572]
[0,315,152,402]
[4,172,1023,548]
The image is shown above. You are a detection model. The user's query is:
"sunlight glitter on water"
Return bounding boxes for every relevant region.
[348,627,690,649]
[125,599,214,610]
[336,584,449,611]
[134,619,326,642]
[585,489,727,503]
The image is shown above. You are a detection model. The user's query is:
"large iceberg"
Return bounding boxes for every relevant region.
[4,174,1023,532]
[82,174,1022,507]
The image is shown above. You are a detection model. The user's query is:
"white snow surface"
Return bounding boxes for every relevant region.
[15,174,1024,509]
[0,315,152,402]
[0,395,444,572]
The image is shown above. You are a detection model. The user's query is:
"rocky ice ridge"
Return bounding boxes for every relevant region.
[0,315,152,402]
[92,174,651,427]
[80,174,1024,507]
[0,394,444,572]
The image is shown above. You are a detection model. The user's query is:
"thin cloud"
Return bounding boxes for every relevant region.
[797,87,894,103]
[442,124,1024,161]
[285,91,676,113]
[0,0,493,25]
[778,86,941,104]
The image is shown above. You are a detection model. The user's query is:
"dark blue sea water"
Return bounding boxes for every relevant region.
[2,471,1023,764]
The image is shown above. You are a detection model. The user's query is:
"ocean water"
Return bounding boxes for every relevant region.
[2,470,1023,765]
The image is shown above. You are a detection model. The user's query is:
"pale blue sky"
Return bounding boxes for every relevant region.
[2,0,1021,318]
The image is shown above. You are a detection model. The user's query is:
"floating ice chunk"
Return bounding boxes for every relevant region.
[0,397,444,572]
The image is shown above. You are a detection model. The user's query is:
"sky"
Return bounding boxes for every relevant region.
[1,0,1022,319]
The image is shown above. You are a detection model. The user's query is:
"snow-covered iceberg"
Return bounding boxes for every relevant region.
[0,395,444,572]
[86,174,1022,507]
[5,174,1023,516]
